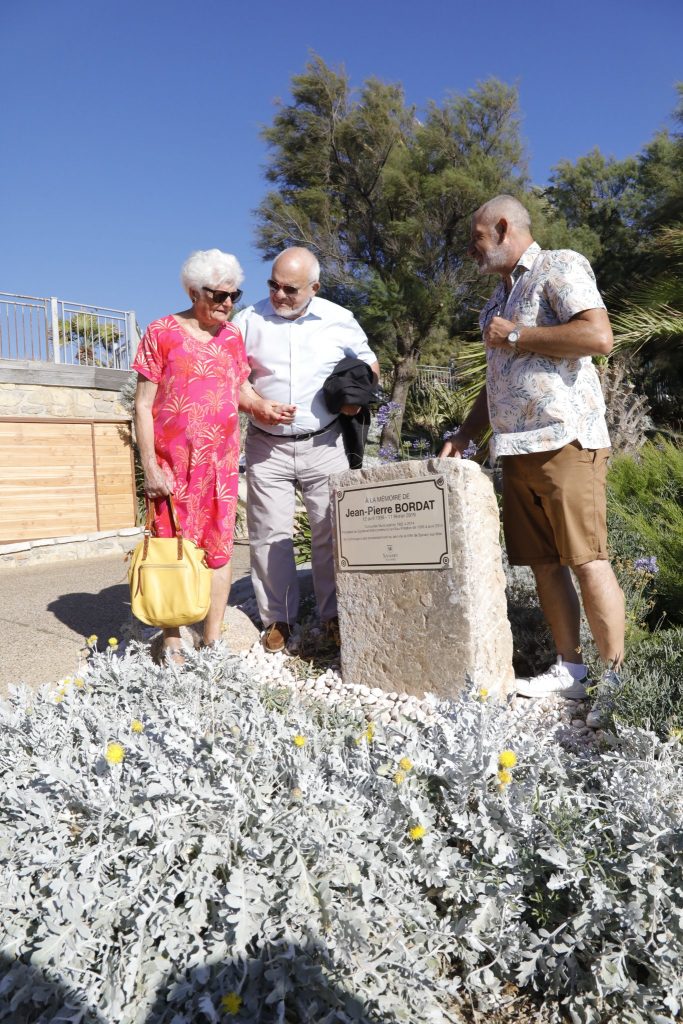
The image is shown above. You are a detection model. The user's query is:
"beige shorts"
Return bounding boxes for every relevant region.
[502,441,610,567]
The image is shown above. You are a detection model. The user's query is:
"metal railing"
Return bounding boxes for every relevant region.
[416,364,456,389]
[380,364,458,393]
[0,292,139,369]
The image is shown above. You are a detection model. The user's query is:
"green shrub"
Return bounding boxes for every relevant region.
[293,507,312,565]
[608,627,683,737]
[402,381,466,449]
[607,438,683,625]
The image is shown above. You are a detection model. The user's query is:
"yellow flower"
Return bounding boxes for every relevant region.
[478,687,489,701]
[73,677,85,689]
[54,694,64,704]
[105,742,125,765]
[398,756,413,772]
[221,992,242,1015]
[670,727,683,742]
[408,824,427,842]
[393,771,406,785]
[290,787,303,801]
[498,749,517,769]
[293,734,306,748]
[108,637,119,648]
[497,769,512,786]
[130,719,144,733]
[86,634,98,646]
[361,721,376,743]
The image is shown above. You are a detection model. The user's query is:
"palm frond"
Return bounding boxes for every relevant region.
[454,341,487,405]
[613,304,683,353]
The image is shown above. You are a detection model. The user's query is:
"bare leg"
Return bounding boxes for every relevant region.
[203,563,232,645]
[162,626,184,664]
[572,559,625,668]
[531,562,583,664]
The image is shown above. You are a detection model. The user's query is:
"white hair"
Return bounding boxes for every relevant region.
[474,195,531,231]
[273,247,321,283]
[180,249,244,295]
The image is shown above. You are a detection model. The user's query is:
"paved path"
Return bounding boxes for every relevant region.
[0,540,254,696]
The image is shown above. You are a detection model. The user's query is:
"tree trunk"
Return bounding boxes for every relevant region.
[379,350,420,452]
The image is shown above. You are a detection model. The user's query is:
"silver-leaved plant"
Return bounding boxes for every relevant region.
[1,644,682,1024]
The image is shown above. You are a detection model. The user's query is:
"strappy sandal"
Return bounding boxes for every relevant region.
[163,644,186,667]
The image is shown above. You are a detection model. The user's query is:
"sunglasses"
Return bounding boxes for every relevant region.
[202,286,243,304]
[267,278,313,297]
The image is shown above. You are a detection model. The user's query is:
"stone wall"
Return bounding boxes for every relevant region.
[0,381,127,419]
[0,527,143,568]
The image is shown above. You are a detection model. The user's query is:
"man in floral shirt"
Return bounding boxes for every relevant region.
[440,195,624,711]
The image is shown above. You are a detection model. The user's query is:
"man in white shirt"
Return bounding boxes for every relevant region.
[440,196,624,713]
[234,248,379,652]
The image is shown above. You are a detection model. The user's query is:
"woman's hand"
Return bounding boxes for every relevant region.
[143,463,174,499]
[251,397,297,426]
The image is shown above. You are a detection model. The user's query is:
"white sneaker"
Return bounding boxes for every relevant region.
[515,657,589,699]
[585,669,622,729]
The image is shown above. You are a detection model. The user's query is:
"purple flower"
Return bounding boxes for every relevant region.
[634,556,659,575]
[376,401,402,427]
[378,444,399,463]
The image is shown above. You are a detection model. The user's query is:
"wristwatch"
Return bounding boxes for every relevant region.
[507,328,521,348]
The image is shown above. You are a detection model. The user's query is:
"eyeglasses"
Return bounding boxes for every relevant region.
[202,286,243,304]
[267,278,315,297]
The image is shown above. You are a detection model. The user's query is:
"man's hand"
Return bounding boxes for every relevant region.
[143,464,174,499]
[438,433,472,459]
[251,397,297,426]
[484,315,516,350]
[340,404,361,416]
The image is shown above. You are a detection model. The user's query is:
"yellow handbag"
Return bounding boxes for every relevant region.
[129,496,212,627]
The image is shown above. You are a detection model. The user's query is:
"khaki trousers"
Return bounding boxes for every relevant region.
[245,424,348,627]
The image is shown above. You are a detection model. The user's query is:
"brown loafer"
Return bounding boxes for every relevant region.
[263,621,291,653]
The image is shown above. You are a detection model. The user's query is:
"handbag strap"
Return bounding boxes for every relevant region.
[143,494,184,561]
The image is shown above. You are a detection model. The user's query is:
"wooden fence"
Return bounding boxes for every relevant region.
[0,417,136,543]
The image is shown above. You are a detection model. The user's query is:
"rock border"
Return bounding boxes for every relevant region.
[0,528,143,568]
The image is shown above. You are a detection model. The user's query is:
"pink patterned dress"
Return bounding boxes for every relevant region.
[132,316,250,568]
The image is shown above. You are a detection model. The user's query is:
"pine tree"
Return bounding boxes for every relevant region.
[255,56,527,447]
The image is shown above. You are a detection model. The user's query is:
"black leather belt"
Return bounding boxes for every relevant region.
[251,418,339,443]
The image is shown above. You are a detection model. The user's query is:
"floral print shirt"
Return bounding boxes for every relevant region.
[480,242,611,458]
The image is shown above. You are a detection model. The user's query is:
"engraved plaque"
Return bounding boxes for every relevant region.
[335,475,451,571]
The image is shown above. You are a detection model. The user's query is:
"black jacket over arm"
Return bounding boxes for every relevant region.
[323,357,379,470]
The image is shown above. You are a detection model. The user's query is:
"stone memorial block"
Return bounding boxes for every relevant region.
[331,458,514,699]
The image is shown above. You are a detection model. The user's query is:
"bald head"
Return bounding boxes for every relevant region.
[473,195,532,232]
[468,195,534,277]
[272,247,320,283]
[269,247,321,318]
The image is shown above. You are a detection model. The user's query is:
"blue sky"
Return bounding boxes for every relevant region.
[1,0,681,331]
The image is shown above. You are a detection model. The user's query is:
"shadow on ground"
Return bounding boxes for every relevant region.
[0,948,401,1023]
[47,584,131,642]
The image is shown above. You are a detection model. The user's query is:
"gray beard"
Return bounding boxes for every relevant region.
[477,251,508,275]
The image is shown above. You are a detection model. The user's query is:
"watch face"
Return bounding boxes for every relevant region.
[508,330,520,345]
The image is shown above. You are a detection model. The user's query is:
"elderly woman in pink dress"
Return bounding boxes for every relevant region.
[133,249,295,662]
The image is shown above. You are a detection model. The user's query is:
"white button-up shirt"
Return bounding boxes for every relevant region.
[233,296,377,435]
[480,242,611,458]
